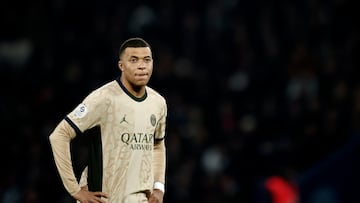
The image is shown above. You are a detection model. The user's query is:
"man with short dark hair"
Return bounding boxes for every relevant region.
[49,37,167,203]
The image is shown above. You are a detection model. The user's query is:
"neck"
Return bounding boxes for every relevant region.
[120,77,145,98]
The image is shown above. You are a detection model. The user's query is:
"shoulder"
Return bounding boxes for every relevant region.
[91,80,118,94]
[146,86,167,104]
[85,80,118,101]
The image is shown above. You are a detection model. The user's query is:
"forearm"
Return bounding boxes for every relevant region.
[49,119,81,196]
[153,139,166,191]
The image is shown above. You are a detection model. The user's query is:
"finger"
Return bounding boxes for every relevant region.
[148,196,158,203]
[96,196,106,203]
[89,195,106,203]
[93,191,109,198]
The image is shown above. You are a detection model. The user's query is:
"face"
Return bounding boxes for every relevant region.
[118,47,153,89]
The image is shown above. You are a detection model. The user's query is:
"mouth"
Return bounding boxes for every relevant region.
[135,73,149,80]
[136,73,148,77]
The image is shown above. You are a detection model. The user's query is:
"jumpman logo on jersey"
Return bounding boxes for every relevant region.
[120,114,129,124]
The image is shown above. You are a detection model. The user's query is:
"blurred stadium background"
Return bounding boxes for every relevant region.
[0,0,358,202]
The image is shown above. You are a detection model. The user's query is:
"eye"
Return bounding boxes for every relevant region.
[130,58,138,63]
[144,58,152,63]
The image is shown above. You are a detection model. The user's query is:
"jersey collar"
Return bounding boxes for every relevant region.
[116,77,147,102]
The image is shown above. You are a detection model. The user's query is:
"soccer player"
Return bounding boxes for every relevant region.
[49,37,167,203]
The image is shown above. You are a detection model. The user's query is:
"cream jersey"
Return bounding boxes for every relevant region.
[66,77,167,202]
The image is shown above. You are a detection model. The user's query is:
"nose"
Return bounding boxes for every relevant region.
[138,60,146,69]
[138,65,145,70]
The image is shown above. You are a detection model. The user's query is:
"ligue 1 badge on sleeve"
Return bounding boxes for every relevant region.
[74,103,88,118]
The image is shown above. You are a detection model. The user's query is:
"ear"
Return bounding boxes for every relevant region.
[118,61,124,71]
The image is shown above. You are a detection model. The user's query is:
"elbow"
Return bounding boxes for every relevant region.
[49,131,56,143]
[49,131,60,147]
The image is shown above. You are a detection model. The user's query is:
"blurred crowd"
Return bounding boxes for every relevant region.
[0,0,358,202]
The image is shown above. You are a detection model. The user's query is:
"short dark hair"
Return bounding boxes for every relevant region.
[118,37,151,59]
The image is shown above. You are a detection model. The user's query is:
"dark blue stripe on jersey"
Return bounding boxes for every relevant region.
[116,76,147,102]
[84,126,103,192]
[64,116,82,135]
[154,137,165,145]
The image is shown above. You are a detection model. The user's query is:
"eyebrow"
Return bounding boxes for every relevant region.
[129,55,152,58]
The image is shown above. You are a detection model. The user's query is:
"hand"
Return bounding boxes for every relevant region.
[148,189,164,203]
[73,187,109,203]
